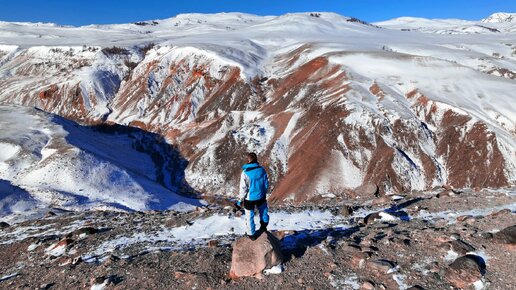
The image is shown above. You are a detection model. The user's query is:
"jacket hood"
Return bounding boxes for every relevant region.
[242,162,259,170]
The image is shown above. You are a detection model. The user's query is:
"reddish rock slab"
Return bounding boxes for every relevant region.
[229,231,283,278]
[445,255,485,289]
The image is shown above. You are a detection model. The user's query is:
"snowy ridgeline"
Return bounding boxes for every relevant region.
[0,105,202,223]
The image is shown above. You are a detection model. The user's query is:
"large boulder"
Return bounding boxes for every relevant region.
[444,255,485,289]
[229,231,283,278]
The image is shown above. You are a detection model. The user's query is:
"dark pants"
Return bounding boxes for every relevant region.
[243,198,269,235]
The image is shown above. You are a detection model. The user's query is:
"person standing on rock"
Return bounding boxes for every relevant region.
[236,152,270,241]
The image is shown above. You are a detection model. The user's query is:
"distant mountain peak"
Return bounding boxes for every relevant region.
[481,12,516,23]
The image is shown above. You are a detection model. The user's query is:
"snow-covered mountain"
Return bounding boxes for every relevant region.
[0,105,201,223]
[376,12,516,34]
[481,12,516,23]
[0,12,515,209]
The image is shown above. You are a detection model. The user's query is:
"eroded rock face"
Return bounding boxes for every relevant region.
[229,231,283,278]
[0,42,514,203]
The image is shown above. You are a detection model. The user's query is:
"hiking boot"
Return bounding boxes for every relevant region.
[259,221,268,232]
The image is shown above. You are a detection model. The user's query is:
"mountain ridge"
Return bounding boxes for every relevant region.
[0,12,515,208]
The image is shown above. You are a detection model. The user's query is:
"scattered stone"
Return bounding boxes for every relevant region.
[364,212,382,224]
[365,212,398,224]
[456,215,476,224]
[71,256,82,265]
[56,238,73,248]
[477,232,493,239]
[357,183,380,197]
[90,276,109,289]
[366,259,396,275]
[436,190,456,198]
[45,211,56,218]
[450,233,460,240]
[174,271,197,280]
[208,240,219,248]
[445,255,485,289]
[339,205,353,217]
[487,208,511,218]
[340,243,362,253]
[0,221,10,229]
[371,196,391,206]
[446,240,475,255]
[361,281,375,290]
[39,283,53,289]
[272,230,287,241]
[72,227,97,237]
[102,255,120,267]
[428,261,440,273]
[406,285,425,290]
[492,225,516,251]
[229,232,283,278]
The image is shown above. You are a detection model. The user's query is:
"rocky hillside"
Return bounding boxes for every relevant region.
[0,188,514,289]
[0,12,515,203]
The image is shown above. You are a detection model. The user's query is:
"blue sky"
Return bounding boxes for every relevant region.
[0,0,515,26]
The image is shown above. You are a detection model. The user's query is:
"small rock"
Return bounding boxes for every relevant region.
[371,196,391,206]
[477,232,493,239]
[90,276,109,288]
[444,255,485,289]
[364,212,382,224]
[73,227,97,237]
[45,211,56,218]
[456,215,476,224]
[361,281,375,290]
[364,212,397,224]
[339,205,354,217]
[208,240,219,248]
[450,233,460,240]
[436,189,456,198]
[47,238,74,255]
[174,271,197,280]
[487,208,511,218]
[446,240,475,255]
[406,286,425,290]
[72,256,82,265]
[39,283,53,289]
[357,183,379,197]
[492,225,516,251]
[340,243,362,253]
[0,221,10,229]
[102,255,120,266]
[272,230,287,241]
[366,259,396,275]
[350,251,371,269]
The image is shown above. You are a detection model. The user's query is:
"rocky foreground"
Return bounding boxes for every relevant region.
[0,188,514,289]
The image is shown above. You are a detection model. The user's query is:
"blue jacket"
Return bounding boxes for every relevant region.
[239,162,269,201]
